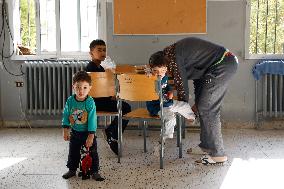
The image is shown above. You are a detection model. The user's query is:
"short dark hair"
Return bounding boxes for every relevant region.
[149,51,169,68]
[73,71,92,85]
[89,39,106,51]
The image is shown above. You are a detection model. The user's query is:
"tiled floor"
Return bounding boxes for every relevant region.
[1,127,284,189]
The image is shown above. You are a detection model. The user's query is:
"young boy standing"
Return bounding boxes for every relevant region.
[62,71,104,181]
[85,39,131,155]
[146,58,195,155]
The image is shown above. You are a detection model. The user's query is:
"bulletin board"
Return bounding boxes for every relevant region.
[113,0,207,35]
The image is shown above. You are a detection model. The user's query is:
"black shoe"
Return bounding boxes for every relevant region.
[109,141,118,155]
[105,129,112,142]
[92,172,105,181]
[62,170,76,179]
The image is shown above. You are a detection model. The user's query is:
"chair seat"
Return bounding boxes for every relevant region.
[97,111,118,116]
[123,108,160,120]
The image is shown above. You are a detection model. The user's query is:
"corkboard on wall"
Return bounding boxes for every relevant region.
[113,0,207,35]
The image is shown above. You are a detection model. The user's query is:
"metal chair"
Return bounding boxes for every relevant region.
[88,71,121,162]
[116,73,183,169]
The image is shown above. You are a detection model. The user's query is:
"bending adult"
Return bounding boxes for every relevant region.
[149,37,238,165]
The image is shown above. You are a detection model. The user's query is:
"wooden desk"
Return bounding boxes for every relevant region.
[106,64,149,74]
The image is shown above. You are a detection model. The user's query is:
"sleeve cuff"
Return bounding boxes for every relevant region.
[62,125,70,128]
[88,131,95,134]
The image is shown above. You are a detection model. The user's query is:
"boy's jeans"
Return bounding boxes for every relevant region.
[67,130,100,173]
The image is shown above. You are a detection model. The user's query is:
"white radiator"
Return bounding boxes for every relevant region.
[256,74,284,127]
[24,60,88,116]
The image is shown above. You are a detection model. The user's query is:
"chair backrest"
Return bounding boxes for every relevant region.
[115,64,137,74]
[117,73,160,101]
[88,71,116,98]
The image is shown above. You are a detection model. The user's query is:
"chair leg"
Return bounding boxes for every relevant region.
[176,114,180,147]
[104,116,107,128]
[160,139,164,169]
[118,115,123,163]
[178,115,182,158]
[182,116,186,139]
[138,121,142,136]
[160,121,165,169]
[108,116,112,125]
[143,121,147,153]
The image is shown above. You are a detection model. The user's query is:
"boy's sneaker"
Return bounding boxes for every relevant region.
[62,170,76,179]
[92,172,105,181]
[109,140,118,155]
[104,129,118,155]
[104,129,112,142]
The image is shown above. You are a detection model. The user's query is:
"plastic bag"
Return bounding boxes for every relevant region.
[101,56,116,69]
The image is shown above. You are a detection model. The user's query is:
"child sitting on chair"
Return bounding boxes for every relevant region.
[85,39,131,155]
[62,71,104,181]
[146,56,195,155]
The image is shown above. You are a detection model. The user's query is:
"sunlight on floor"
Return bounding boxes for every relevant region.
[220,158,284,189]
[0,157,27,171]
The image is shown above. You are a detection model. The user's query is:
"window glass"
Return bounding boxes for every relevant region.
[60,0,79,52]
[80,0,98,52]
[40,0,56,52]
[249,0,284,55]
[19,0,36,54]
[13,0,100,58]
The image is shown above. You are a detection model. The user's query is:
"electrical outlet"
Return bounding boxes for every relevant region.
[15,81,24,87]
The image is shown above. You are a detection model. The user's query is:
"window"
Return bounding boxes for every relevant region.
[246,0,284,59]
[11,0,106,60]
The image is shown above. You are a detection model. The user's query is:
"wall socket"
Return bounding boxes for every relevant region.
[15,81,24,87]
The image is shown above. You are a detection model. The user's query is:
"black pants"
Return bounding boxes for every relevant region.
[67,130,99,173]
[94,98,131,140]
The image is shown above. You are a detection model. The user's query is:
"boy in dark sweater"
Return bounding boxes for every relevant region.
[85,39,131,155]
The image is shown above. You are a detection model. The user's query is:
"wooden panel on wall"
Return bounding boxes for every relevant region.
[113,0,207,35]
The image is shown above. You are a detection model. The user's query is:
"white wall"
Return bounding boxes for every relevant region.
[0,0,258,127]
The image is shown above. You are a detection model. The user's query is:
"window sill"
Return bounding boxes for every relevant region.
[245,54,284,60]
[10,53,90,61]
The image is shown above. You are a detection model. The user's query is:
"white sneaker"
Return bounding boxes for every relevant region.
[164,133,174,139]
[187,146,210,155]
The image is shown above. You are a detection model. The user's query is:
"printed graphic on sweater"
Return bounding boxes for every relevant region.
[69,109,88,125]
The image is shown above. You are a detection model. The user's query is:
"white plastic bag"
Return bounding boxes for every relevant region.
[101,56,116,69]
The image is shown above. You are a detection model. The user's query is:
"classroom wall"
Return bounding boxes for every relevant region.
[106,0,257,126]
[0,0,258,127]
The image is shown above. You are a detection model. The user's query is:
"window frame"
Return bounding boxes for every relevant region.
[9,0,107,60]
[245,0,284,60]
